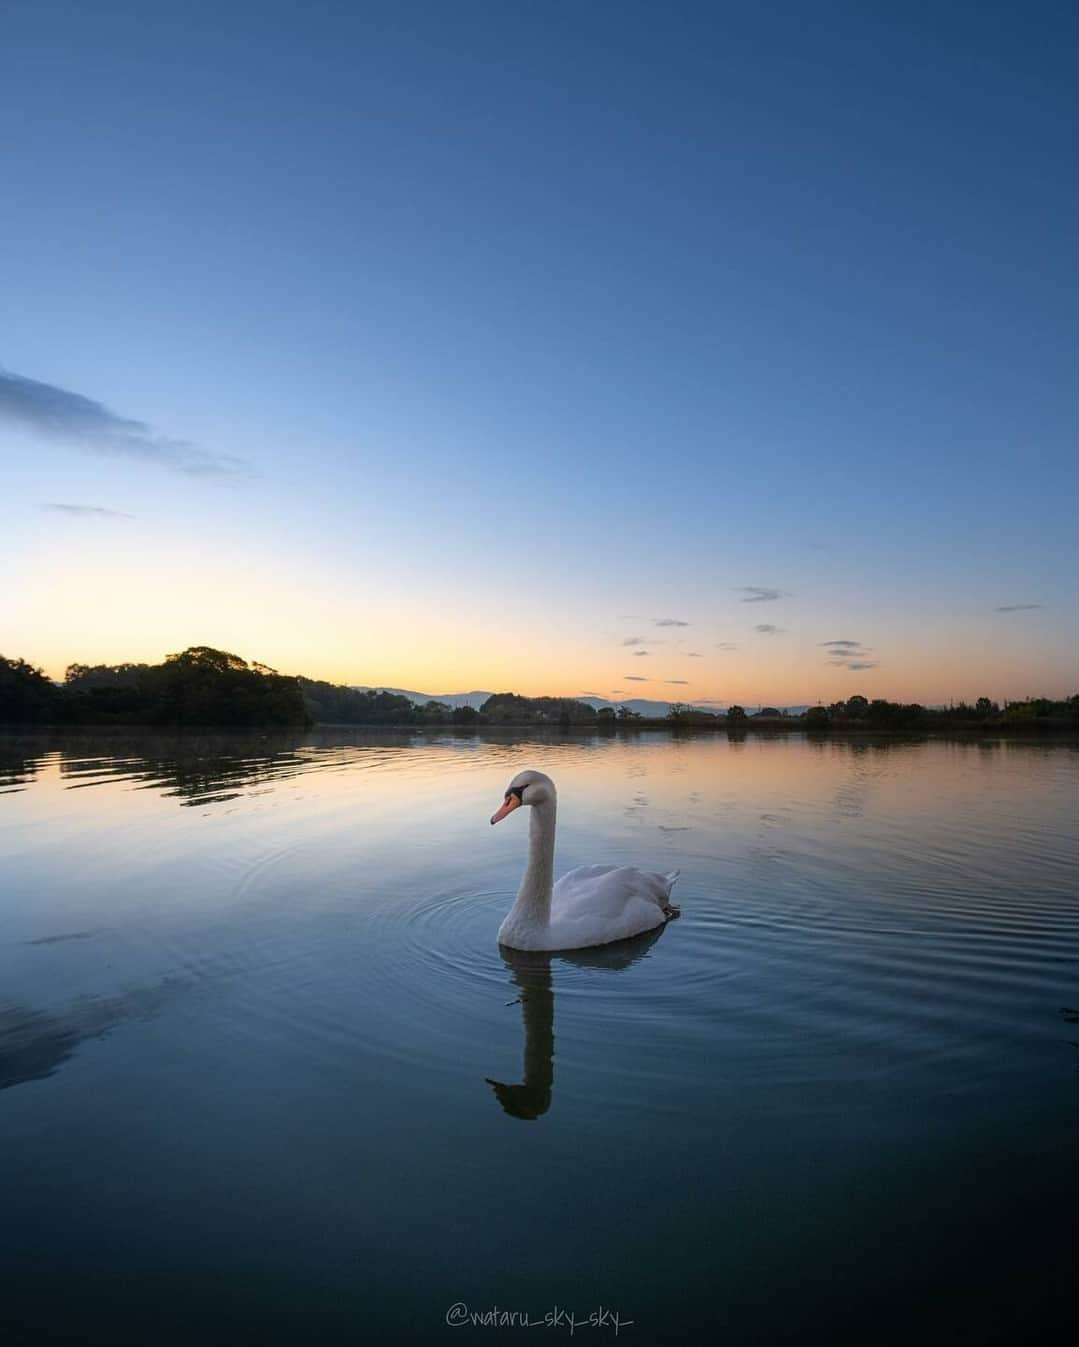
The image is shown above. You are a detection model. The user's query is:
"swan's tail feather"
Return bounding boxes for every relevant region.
[661,869,681,920]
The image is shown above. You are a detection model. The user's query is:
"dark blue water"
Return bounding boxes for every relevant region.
[2,729,1077,1345]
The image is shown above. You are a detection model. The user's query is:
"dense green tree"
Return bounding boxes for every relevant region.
[666,703,720,727]
[298,680,416,725]
[144,647,307,726]
[65,662,151,688]
[63,661,152,720]
[0,655,59,723]
[167,646,250,674]
[725,705,747,726]
[55,647,306,727]
[481,693,597,724]
[481,693,534,722]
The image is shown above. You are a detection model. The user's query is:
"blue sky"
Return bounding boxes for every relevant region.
[2,0,1076,703]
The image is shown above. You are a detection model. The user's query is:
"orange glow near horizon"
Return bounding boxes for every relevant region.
[5,532,1074,707]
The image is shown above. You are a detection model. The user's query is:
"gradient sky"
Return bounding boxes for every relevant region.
[2,0,1076,705]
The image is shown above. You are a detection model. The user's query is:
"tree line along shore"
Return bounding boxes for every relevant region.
[2,646,1077,734]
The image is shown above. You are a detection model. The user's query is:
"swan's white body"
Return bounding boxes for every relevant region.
[491,770,680,952]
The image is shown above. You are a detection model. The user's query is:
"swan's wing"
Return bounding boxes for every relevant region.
[555,865,678,905]
[548,865,678,948]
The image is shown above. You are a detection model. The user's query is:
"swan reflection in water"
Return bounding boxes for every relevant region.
[486,923,667,1120]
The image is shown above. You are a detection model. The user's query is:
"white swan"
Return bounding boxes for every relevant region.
[489,770,680,951]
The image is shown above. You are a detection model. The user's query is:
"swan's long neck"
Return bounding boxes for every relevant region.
[511,798,557,928]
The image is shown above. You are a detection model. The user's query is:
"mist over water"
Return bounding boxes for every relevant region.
[2,729,1077,1345]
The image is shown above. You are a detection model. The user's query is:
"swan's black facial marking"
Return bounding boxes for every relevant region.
[506,785,525,804]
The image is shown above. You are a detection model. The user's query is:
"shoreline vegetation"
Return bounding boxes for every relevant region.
[2,646,1078,737]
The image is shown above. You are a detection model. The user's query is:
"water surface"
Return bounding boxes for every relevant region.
[2,729,1077,1344]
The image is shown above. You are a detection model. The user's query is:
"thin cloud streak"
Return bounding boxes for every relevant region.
[737,587,789,603]
[39,502,133,519]
[1,367,248,477]
[994,603,1042,612]
[821,636,878,671]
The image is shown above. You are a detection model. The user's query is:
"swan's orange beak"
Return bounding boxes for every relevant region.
[490,795,521,826]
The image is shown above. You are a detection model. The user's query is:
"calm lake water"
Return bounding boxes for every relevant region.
[2,729,1077,1345]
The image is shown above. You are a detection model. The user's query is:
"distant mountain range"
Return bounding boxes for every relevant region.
[353,686,809,718]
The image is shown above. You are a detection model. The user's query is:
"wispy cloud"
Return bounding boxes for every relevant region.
[39,502,133,519]
[754,624,784,635]
[737,587,789,603]
[665,679,689,685]
[580,691,600,697]
[716,642,738,651]
[653,617,688,627]
[820,638,878,670]
[624,675,650,682]
[1,367,248,477]
[994,603,1042,612]
[621,636,646,646]
[632,650,650,657]
[685,651,702,657]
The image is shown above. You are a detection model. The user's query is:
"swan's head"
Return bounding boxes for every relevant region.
[490,770,556,825]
